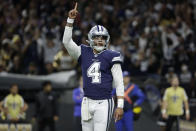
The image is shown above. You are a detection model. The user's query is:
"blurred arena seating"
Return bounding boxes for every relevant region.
[0,0,196,130]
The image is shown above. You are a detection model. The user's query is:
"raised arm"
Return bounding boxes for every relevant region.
[62,2,81,60]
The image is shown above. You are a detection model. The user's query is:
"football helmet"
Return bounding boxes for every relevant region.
[87,25,110,52]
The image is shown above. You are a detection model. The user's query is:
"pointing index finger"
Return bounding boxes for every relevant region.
[74,2,78,10]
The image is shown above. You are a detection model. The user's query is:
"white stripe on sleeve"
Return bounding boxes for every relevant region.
[112,56,121,62]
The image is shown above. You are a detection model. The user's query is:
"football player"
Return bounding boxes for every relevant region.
[63,3,124,131]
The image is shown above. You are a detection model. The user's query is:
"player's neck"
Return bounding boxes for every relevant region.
[93,49,103,54]
[11,93,17,96]
[172,86,178,89]
[93,49,99,54]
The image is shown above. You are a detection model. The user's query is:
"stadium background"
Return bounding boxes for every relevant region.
[0,0,196,130]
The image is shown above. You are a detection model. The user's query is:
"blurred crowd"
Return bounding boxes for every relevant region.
[0,0,196,95]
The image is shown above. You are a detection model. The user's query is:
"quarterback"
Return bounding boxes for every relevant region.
[63,3,124,131]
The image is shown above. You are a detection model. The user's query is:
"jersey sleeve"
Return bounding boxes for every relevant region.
[163,89,168,101]
[3,96,8,107]
[20,96,24,107]
[110,51,122,66]
[182,88,188,101]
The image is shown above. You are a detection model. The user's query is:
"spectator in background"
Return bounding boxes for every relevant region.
[42,33,61,64]
[34,81,59,131]
[25,62,39,75]
[0,101,5,121]
[165,67,177,84]
[2,84,28,122]
[113,71,145,131]
[43,62,56,75]
[179,64,191,84]
[0,60,7,73]
[72,77,83,131]
[161,27,178,75]
[0,101,3,111]
[133,51,149,76]
[147,47,161,79]
[0,39,12,72]
[10,35,23,57]
[138,32,148,52]
[162,77,190,131]
[191,72,196,98]
[9,55,23,74]
[22,35,40,70]
[174,44,190,73]
[120,28,131,43]
[0,0,195,80]
[53,46,76,71]
[121,44,134,73]
[109,37,124,53]
[179,64,192,98]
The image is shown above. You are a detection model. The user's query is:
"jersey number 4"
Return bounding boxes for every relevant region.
[87,62,101,83]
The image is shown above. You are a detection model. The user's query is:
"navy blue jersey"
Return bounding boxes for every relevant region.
[78,44,122,100]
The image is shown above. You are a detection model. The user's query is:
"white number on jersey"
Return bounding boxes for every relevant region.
[87,62,101,83]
